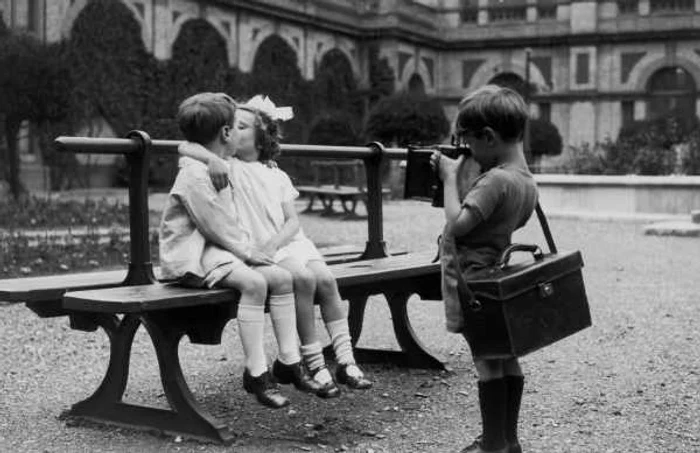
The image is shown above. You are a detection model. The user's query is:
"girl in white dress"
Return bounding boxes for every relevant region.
[179,95,372,397]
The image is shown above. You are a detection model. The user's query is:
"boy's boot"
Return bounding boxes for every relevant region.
[461,379,508,453]
[504,375,524,453]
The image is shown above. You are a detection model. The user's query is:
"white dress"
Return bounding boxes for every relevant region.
[228,159,323,265]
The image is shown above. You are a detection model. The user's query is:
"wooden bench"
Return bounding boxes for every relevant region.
[297,160,391,217]
[0,135,442,444]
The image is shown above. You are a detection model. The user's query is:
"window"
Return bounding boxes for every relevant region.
[575,53,590,85]
[539,103,551,122]
[488,0,527,22]
[461,0,478,23]
[537,0,557,19]
[647,66,696,120]
[650,0,694,13]
[617,0,638,15]
[621,101,635,127]
[27,0,39,33]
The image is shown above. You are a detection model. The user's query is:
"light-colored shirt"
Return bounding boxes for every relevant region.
[159,157,250,282]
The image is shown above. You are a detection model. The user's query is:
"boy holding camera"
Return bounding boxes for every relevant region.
[431,85,538,453]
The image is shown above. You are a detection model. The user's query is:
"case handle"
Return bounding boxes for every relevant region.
[496,243,544,269]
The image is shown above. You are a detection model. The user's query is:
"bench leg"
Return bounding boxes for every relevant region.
[351,292,445,370]
[67,314,234,444]
[319,195,335,216]
[303,194,316,213]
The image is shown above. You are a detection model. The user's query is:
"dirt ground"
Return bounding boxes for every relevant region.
[1,200,699,453]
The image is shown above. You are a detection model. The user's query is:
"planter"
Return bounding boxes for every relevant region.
[535,174,700,216]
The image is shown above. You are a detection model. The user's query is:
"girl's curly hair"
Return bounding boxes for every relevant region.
[239,106,283,162]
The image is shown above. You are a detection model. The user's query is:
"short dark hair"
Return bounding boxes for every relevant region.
[177,92,236,145]
[455,85,528,143]
[238,105,282,162]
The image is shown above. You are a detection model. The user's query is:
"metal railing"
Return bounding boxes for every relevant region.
[54,131,414,286]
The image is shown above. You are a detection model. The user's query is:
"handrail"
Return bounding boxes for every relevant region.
[54,133,427,285]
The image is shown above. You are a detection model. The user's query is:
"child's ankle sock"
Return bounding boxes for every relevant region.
[326,319,363,377]
[300,342,332,384]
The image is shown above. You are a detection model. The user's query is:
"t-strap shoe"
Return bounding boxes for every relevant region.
[242,369,290,409]
[335,363,372,390]
[272,360,323,394]
[308,365,341,399]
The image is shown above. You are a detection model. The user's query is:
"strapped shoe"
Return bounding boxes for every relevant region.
[242,369,290,409]
[335,363,372,390]
[308,365,341,399]
[272,360,323,394]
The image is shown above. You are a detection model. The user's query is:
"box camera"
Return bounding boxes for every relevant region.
[403,144,471,207]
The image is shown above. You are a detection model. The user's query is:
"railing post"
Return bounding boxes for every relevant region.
[361,142,389,259]
[123,130,156,286]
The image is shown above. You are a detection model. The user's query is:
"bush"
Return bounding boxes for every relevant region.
[529,119,563,157]
[364,92,450,146]
[0,196,130,229]
[564,142,608,175]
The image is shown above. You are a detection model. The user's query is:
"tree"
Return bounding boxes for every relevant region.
[0,33,72,198]
[364,92,449,146]
[529,118,563,160]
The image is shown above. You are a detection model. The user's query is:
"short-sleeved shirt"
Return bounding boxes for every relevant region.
[455,163,539,272]
[441,162,538,333]
[159,158,249,287]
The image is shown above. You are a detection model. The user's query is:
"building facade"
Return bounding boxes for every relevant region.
[2,0,700,187]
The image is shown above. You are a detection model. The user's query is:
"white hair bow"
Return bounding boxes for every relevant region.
[243,95,294,121]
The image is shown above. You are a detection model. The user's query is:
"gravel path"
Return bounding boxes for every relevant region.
[1,200,699,453]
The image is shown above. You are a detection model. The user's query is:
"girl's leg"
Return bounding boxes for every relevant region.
[503,358,524,452]
[217,267,288,408]
[306,260,372,389]
[254,265,300,366]
[464,357,507,453]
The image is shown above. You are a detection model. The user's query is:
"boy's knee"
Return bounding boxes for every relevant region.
[474,359,504,380]
[239,273,267,302]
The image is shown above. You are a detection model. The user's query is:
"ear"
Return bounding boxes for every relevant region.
[482,127,497,145]
[220,125,232,142]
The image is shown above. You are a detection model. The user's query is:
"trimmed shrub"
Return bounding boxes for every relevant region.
[529,118,563,158]
[364,92,450,146]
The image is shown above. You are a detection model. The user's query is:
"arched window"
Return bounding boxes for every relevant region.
[408,73,425,94]
[647,66,696,119]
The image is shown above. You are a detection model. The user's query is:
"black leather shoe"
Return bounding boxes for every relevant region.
[242,369,290,409]
[308,365,341,399]
[335,363,372,390]
[460,436,508,453]
[272,360,323,394]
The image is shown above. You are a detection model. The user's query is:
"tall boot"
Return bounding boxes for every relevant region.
[504,375,524,453]
[461,379,508,453]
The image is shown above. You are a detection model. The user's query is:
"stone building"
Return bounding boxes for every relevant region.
[2,0,700,188]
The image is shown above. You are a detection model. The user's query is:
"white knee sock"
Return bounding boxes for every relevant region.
[269,292,301,365]
[237,303,267,377]
[300,341,332,384]
[326,318,355,366]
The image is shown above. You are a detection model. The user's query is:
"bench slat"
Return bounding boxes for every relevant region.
[0,270,128,303]
[63,250,439,313]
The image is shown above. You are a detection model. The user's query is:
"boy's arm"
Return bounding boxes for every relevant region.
[179,141,229,191]
[443,173,481,237]
[179,171,272,265]
[261,200,300,255]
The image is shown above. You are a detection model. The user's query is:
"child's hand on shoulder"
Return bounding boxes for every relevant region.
[263,160,278,169]
[207,156,230,191]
